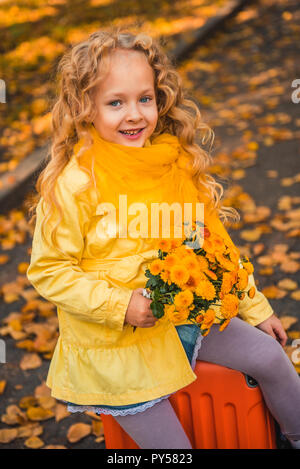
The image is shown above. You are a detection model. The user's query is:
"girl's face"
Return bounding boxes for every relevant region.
[93,48,158,147]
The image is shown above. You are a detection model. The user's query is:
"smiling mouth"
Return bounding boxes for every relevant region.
[119,128,145,135]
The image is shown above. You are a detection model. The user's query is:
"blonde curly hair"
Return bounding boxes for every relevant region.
[26,25,239,251]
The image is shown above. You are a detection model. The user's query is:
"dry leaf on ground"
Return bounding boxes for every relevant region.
[0,380,6,394]
[277,278,298,290]
[27,406,55,421]
[44,445,67,449]
[0,428,18,443]
[291,290,300,300]
[24,435,44,448]
[67,422,91,443]
[279,316,299,330]
[20,352,42,370]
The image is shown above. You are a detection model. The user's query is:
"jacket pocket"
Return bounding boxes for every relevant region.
[105,249,159,283]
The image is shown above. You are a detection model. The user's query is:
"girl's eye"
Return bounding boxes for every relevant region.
[140,96,152,103]
[108,96,152,107]
[109,100,121,107]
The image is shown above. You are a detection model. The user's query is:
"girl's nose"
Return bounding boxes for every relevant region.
[126,103,143,121]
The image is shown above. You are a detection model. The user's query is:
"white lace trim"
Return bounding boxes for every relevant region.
[66,392,174,416]
[65,331,204,417]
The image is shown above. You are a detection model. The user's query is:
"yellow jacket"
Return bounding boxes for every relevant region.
[26,153,274,406]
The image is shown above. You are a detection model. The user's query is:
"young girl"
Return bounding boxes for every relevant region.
[26,27,300,449]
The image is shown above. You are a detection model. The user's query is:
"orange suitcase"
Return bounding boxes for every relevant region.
[101,360,277,449]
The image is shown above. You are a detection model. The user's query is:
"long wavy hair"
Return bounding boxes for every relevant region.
[26,26,240,252]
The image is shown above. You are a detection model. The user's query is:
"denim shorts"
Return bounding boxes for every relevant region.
[64,324,202,415]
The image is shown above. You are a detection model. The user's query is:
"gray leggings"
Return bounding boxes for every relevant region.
[114,316,300,449]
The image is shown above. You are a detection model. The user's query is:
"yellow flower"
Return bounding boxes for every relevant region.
[174,245,194,259]
[170,239,183,250]
[204,269,217,280]
[183,271,206,291]
[181,255,199,271]
[176,308,190,322]
[170,264,190,287]
[228,247,240,264]
[160,270,170,283]
[203,231,226,253]
[237,268,249,290]
[167,307,190,324]
[174,290,194,309]
[242,261,254,275]
[205,252,216,263]
[164,303,176,320]
[195,280,216,301]
[219,319,231,331]
[164,253,180,270]
[221,271,235,294]
[215,252,236,271]
[211,233,226,252]
[202,309,216,328]
[149,259,164,276]
[156,239,172,252]
[197,255,209,271]
[202,237,215,254]
[195,311,205,323]
[220,293,239,318]
[248,286,256,299]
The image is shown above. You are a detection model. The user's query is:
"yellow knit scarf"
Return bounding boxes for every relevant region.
[73,124,232,247]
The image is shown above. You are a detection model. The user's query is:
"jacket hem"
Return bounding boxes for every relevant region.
[45,367,197,406]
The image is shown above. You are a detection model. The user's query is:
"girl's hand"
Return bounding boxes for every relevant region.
[255,313,288,347]
[124,288,158,329]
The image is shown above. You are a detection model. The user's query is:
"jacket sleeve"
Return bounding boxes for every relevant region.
[26,166,133,331]
[205,206,274,327]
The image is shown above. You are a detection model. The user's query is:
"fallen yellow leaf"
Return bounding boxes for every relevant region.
[1,404,27,425]
[0,428,18,443]
[291,290,300,301]
[92,420,104,437]
[27,406,55,421]
[0,380,6,394]
[0,254,10,264]
[278,278,298,290]
[17,422,43,438]
[55,403,70,422]
[67,422,91,443]
[287,331,300,340]
[18,262,29,274]
[261,285,282,299]
[20,353,42,370]
[34,381,51,398]
[279,316,299,330]
[19,396,39,409]
[240,228,262,242]
[44,445,67,449]
[38,395,56,410]
[280,260,299,273]
[24,436,44,449]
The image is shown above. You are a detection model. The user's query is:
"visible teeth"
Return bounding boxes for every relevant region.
[121,129,142,135]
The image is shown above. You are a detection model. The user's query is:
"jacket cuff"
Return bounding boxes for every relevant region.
[238,290,274,327]
[106,288,133,331]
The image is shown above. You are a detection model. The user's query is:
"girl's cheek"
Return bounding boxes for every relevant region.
[105,112,123,126]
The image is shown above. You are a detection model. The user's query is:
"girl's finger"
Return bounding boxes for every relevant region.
[267,327,277,341]
[274,325,287,346]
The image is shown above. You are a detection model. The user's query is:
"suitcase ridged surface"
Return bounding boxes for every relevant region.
[101,360,277,449]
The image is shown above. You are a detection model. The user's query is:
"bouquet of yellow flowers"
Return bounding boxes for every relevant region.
[135,220,256,336]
